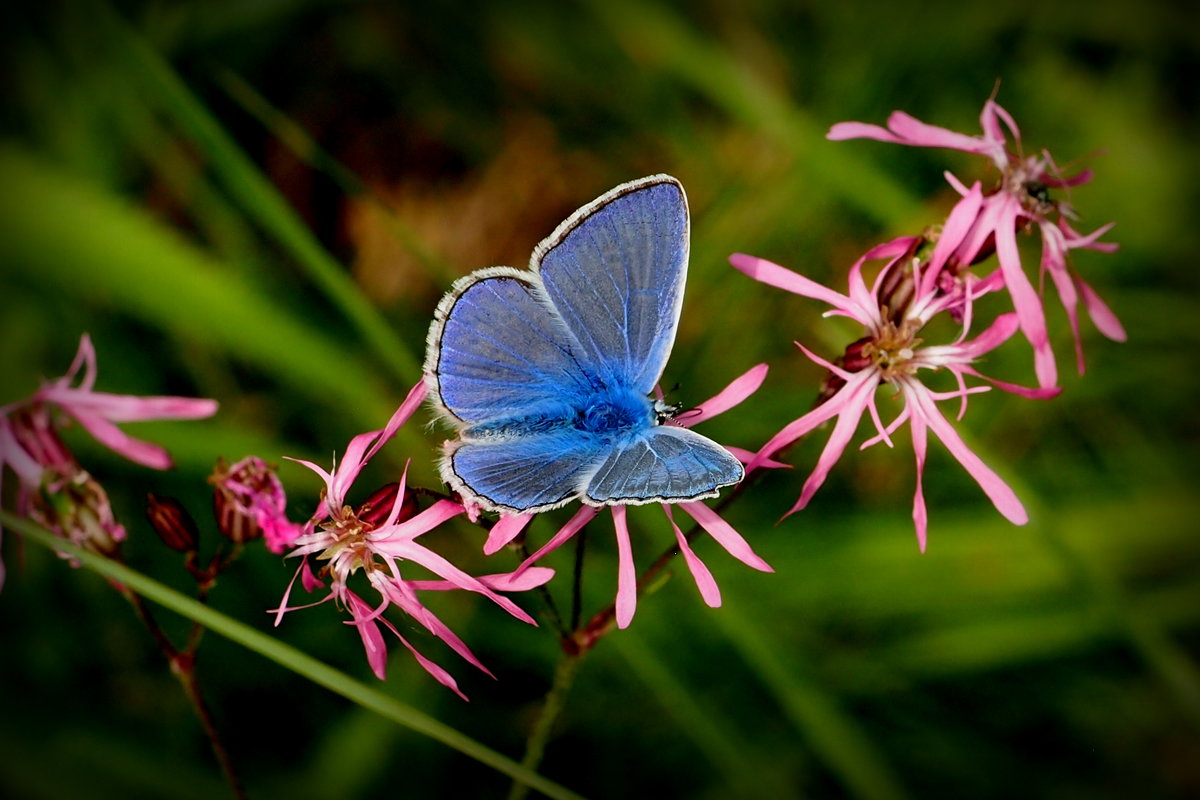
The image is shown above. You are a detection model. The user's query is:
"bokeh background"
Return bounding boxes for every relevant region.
[2,1,1198,798]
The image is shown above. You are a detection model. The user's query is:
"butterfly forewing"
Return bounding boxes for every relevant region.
[429,268,593,425]
[535,176,688,395]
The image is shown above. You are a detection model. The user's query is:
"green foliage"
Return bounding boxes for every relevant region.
[1,1,1197,798]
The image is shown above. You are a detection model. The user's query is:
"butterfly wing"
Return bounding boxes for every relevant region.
[444,432,607,514]
[427,175,737,513]
[533,175,688,394]
[425,267,595,426]
[585,426,744,506]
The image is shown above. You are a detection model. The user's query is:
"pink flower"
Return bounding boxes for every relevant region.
[274,381,552,697]
[485,367,775,630]
[830,98,1123,387]
[211,456,303,552]
[0,334,218,586]
[731,234,1058,551]
[26,334,219,468]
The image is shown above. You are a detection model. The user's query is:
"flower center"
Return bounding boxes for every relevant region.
[844,320,921,382]
[1003,156,1056,217]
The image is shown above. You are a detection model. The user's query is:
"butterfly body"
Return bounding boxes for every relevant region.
[425,175,742,514]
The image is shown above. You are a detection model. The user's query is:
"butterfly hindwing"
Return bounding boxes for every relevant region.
[445,431,607,514]
[585,426,744,506]
[534,175,688,394]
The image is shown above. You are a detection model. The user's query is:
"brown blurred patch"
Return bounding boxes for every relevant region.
[344,114,602,307]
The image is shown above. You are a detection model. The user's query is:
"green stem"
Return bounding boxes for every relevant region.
[507,652,583,800]
[6,512,585,800]
[117,586,245,798]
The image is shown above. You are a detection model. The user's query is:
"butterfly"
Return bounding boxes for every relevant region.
[424,174,743,514]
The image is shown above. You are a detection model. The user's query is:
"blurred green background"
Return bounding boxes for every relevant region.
[2,1,1198,798]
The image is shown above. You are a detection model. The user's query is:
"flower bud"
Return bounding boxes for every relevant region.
[357,482,419,529]
[145,493,199,552]
[841,336,875,373]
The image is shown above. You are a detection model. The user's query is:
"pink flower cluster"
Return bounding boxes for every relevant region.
[732,98,1122,549]
[272,381,553,698]
[0,335,218,585]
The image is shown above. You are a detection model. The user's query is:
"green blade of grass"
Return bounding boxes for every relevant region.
[589,0,922,229]
[3,511,586,800]
[212,66,458,284]
[84,0,422,383]
[0,143,396,431]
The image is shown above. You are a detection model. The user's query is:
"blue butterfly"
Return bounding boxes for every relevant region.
[424,175,743,514]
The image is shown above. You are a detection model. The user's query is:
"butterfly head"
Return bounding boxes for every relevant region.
[652,397,680,425]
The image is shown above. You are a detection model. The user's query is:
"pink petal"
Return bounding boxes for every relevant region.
[795,342,854,381]
[676,364,768,426]
[865,391,894,448]
[678,501,773,573]
[381,538,536,625]
[64,333,98,390]
[1041,234,1087,375]
[860,406,910,450]
[960,312,1021,357]
[729,254,858,315]
[611,506,638,629]
[663,506,721,607]
[909,403,929,552]
[484,512,534,555]
[728,446,790,471]
[38,390,218,422]
[516,506,598,575]
[1078,279,1127,342]
[408,566,556,592]
[904,383,1028,526]
[346,591,390,680]
[754,368,876,470]
[943,170,971,196]
[788,372,878,514]
[885,110,994,155]
[826,121,905,143]
[365,380,429,464]
[993,197,1057,388]
[375,499,465,543]
[922,184,984,295]
[0,420,44,485]
[373,573,493,676]
[387,621,468,700]
[958,366,1060,399]
[329,429,385,507]
[69,412,174,469]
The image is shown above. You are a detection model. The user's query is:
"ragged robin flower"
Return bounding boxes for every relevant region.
[0,334,217,586]
[732,221,1058,550]
[829,97,1124,387]
[273,380,552,697]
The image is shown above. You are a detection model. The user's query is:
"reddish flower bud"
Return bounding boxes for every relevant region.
[357,482,419,529]
[145,493,199,552]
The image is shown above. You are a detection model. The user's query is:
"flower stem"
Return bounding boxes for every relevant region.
[118,584,247,799]
[172,652,249,799]
[507,651,583,800]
